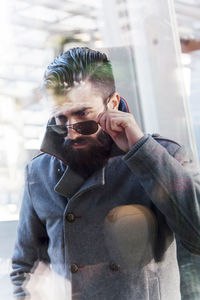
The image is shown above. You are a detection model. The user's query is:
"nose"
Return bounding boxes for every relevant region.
[66,126,82,140]
[64,117,82,140]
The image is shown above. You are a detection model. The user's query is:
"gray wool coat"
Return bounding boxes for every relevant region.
[10,124,200,299]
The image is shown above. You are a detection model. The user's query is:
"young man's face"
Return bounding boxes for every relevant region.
[52,81,107,147]
[49,81,117,176]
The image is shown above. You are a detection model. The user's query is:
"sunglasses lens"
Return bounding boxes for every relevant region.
[74,120,98,135]
[48,120,98,136]
[48,125,68,136]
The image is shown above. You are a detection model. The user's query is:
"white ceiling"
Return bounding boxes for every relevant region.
[175,0,200,39]
[0,0,199,102]
[0,0,100,102]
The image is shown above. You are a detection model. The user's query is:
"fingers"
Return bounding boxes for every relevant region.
[96,110,131,134]
[96,109,144,152]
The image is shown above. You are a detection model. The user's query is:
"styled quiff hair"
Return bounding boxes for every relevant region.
[43,47,115,102]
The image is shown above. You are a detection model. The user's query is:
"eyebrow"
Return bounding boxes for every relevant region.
[71,107,92,116]
[55,107,93,120]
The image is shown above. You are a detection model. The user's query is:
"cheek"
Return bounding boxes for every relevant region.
[89,125,102,138]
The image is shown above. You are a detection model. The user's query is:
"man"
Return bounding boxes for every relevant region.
[10,47,200,299]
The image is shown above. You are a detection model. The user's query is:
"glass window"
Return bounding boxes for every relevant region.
[1,0,200,299]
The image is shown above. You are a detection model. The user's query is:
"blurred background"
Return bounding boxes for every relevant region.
[0,0,200,298]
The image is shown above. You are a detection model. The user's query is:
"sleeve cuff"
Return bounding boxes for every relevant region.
[123,134,150,160]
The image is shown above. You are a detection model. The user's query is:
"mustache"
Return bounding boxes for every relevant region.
[64,136,97,148]
[62,130,113,151]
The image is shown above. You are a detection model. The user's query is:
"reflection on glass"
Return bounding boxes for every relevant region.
[0,1,200,300]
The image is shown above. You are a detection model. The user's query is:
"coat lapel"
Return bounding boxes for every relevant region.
[54,166,105,199]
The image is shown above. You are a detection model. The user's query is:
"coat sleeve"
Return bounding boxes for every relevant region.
[123,135,200,255]
[10,164,49,298]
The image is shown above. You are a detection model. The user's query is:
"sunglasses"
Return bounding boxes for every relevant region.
[48,120,99,136]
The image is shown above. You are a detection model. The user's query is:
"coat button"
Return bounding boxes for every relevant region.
[66,213,75,222]
[109,263,120,271]
[71,264,79,273]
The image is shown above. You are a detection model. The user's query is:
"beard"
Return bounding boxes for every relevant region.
[62,130,114,178]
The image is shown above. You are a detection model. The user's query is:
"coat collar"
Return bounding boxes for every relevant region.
[54,165,105,199]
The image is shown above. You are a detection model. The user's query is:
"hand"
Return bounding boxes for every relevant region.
[96,109,144,152]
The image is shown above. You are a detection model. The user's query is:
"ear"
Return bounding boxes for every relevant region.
[107,93,120,110]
